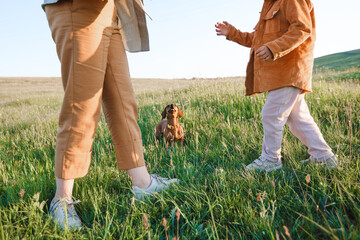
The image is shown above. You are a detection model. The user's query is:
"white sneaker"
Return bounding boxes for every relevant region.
[49,197,82,230]
[133,174,178,200]
[246,156,283,172]
[301,155,338,169]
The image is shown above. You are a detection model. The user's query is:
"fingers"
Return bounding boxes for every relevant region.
[215,22,229,36]
[256,46,272,61]
[262,55,272,61]
[257,51,271,60]
[215,26,223,36]
[255,46,266,54]
[256,48,267,57]
[257,52,270,60]
[215,22,226,28]
[215,21,230,29]
[255,48,265,57]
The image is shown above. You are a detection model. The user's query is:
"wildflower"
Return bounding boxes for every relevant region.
[283,226,292,240]
[176,208,181,239]
[162,218,169,240]
[162,218,168,230]
[257,193,261,202]
[19,189,25,199]
[175,209,180,221]
[142,213,149,229]
[275,229,280,240]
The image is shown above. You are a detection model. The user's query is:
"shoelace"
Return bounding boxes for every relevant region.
[69,200,81,205]
[66,201,80,219]
[254,156,267,164]
[67,200,81,218]
[151,174,169,184]
[50,198,81,218]
[302,156,316,164]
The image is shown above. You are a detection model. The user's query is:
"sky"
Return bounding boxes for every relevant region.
[0,0,359,79]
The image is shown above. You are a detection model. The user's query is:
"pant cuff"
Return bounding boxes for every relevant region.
[311,152,335,161]
[261,152,281,163]
[55,150,92,180]
[114,139,145,170]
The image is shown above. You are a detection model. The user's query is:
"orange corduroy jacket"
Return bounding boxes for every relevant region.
[227,0,316,96]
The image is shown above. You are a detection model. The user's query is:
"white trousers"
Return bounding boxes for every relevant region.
[261,87,334,162]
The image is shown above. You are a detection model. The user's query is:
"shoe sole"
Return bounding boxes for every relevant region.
[301,161,338,169]
[265,165,283,172]
[246,165,283,172]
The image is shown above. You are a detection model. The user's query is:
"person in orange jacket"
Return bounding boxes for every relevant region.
[216,0,338,171]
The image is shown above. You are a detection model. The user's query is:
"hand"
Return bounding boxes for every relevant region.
[215,21,231,36]
[255,45,273,61]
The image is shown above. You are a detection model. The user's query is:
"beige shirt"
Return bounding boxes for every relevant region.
[115,0,150,52]
[43,0,150,52]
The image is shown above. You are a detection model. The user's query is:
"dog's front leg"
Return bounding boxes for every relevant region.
[165,131,172,150]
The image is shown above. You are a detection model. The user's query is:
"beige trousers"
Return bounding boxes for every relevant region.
[261,87,334,162]
[45,0,145,179]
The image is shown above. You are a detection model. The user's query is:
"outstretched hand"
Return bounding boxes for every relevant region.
[215,21,231,36]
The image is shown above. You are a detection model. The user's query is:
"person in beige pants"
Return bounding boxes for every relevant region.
[44,0,177,230]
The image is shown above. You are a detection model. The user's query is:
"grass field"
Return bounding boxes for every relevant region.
[0,68,359,239]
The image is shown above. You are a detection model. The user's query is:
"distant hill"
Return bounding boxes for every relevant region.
[314,49,360,71]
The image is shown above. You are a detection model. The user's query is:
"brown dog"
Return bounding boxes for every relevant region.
[156,104,184,148]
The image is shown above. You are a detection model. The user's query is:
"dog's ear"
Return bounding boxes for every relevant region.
[177,106,183,118]
[161,105,168,119]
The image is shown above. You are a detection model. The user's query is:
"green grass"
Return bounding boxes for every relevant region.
[314,49,360,71]
[0,68,359,239]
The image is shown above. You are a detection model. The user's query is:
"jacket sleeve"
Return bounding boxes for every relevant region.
[226,25,254,48]
[265,0,313,60]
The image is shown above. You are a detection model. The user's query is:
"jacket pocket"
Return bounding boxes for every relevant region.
[263,5,280,34]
